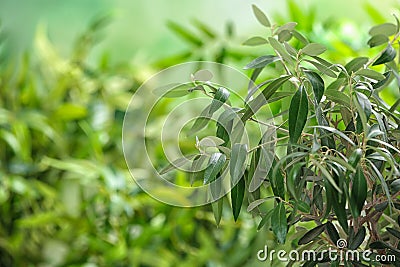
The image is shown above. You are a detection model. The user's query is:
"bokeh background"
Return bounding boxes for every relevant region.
[0,0,398,266]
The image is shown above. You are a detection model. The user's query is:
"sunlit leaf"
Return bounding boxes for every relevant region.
[271,202,287,244]
[252,5,271,28]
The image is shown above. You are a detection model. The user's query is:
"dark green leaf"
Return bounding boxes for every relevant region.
[242,75,291,121]
[231,176,245,221]
[211,197,223,226]
[289,85,308,143]
[271,202,287,244]
[242,36,268,46]
[326,222,340,245]
[369,23,397,37]
[349,226,366,250]
[257,209,273,230]
[297,201,311,213]
[387,228,400,239]
[244,55,280,69]
[391,180,400,193]
[375,201,388,211]
[350,167,368,218]
[373,44,397,65]
[204,153,226,184]
[230,144,248,184]
[287,162,303,200]
[249,128,275,192]
[270,166,285,199]
[369,240,389,249]
[252,4,271,28]
[298,223,326,245]
[367,34,389,47]
[209,87,230,115]
[304,71,324,104]
[355,92,372,120]
[301,43,326,56]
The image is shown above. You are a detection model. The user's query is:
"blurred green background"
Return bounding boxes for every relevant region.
[0,0,398,266]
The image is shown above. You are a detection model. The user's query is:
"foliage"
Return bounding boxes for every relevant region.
[160,4,400,266]
[0,17,269,267]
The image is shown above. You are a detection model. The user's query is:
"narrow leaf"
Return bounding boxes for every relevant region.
[242,36,268,46]
[289,85,308,143]
[271,202,287,244]
[373,44,397,65]
[350,167,368,218]
[298,224,326,245]
[230,144,248,184]
[211,198,223,226]
[209,87,230,115]
[244,55,280,69]
[349,226,366,250]
[252,5,271,28]
[231,176,245,221]
[326,222,340,245]
[305,71,324,104]
[204,153,226,184]
[301,43,326,56]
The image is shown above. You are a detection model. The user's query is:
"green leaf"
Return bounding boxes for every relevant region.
[153,83,195,98]
[310,125,355,146]
[211,197,223,226]
[270,166,285,199]
[188,108,211,136]
[271,202,287,244]
[289,85,308,143]
[242,36,268,46]
[356,69,385,80]
[209,87,230,115]
[167,21,203,47]
[252,4,271,28]
[373,44,397,65]
[242,75,291,121]
[244,55,280,69]
[304,71,324,104]
[230,144,248,184]
[267,37,294,64]
[350,167,368,218]
[367,34,389,47]
[298,223,326,245]
[301,43,326,56]
[345,57,369,73]
[292,30,309,44]
[297,200,310,213]
[324,89,351,106]
[304,59,337,78]
[189,155,208,186]
[326,222,340,245]
[249,128,275,192]
[278,30,292,43]
[349,226,366,250]
[257,209,274,230]
[314,161,342,193]
[231,176,245,221]
[203,153,226,184]
[287,162,303,200]
[355,91,372,120]
[369,23,397,37]
[387,228,400,239]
